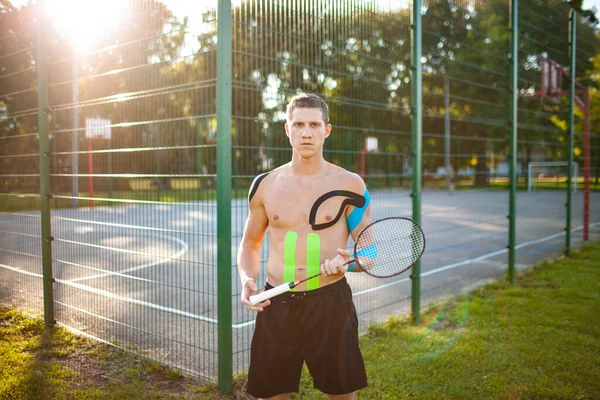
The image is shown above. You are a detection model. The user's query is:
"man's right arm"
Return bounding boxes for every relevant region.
[237,175,270,311]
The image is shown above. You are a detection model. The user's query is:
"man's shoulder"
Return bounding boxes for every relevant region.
[247,164,289,202]
[328,164,366,191]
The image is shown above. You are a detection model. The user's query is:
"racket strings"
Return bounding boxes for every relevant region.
[355,218,425,277]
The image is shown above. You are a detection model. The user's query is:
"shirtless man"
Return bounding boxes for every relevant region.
[238,94,372,400]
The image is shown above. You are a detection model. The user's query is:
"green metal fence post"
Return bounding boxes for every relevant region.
[410,0,423,324]
[266,123,273,171]
[216,0,233,393]
[566,9,576,256]
[196,118,204,190]
[346,134,353,171]
[71,53,79,208]
[508,0,518,283]
[36,9,55,328]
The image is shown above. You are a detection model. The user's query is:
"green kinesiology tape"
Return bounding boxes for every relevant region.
[306,233,321,290]
[283,231,322,291]
[284,231,297,292]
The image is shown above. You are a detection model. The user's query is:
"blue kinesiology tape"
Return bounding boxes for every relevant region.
[348,243,377,272]
[356,242,378,258]
[347,189,370,233]
[348,241,378,272]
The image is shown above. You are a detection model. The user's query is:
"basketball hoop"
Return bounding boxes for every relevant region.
[365,137,378,153]
[85,117,112,139]
[540,58,562,104]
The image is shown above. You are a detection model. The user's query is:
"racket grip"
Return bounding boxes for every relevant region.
[249,282,293,305]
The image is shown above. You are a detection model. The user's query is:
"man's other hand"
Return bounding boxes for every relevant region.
[321,248,352,276]
[240,278,271,312]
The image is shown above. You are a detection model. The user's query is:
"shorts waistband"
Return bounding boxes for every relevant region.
[265,277,347,300]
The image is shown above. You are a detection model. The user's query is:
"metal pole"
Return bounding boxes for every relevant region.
[566,9,576,256]
[88,137,94,208]
[508,0,518,283]
[387,137,393,187]
[108,137,113,198]
[594,135,600,186]
[216,0,233,393]
[346,133,352,171]
[72,54,79,207]
[410,0,422,324]
[266,123,273,170]
[583,90,590,241]
[444,75,451,190]
[36,9,55,328]
[196,118,204,190]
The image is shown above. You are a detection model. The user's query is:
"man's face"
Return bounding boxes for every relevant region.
[285,107,332,159]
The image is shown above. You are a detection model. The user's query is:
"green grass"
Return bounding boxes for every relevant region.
[1,242,600,399]
[0,310,233,399]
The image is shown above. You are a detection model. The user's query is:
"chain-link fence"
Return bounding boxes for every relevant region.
[1,0,598,391]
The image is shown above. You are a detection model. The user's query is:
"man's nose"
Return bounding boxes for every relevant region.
[301,128,313,137]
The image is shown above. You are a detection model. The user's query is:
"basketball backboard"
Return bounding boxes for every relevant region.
[541,58,562,103]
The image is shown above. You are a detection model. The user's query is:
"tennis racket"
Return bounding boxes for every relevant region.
[249,217,426,305]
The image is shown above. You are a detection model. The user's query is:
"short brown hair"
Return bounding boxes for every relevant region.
[286,93,329,124]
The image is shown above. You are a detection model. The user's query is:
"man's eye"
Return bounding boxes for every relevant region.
[311,123,319,127]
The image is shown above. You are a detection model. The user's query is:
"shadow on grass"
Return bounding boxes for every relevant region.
[16,322,75,399]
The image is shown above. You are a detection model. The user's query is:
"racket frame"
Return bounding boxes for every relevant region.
[355,216,426,278]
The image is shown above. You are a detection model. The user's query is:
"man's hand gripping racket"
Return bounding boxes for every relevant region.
[249,217,426,305]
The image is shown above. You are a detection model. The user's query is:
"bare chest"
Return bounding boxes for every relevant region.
[264,184,349,231]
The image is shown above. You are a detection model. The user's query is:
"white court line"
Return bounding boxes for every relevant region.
[0,263,217,324]
[1,222,598,329]
[70,234,189,282]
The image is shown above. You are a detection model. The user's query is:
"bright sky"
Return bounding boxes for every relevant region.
[8,0,600,54]
[586,0,600,12]
[9,0,214,54]
[10,0,600,12]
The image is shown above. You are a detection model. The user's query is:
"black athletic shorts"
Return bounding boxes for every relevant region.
[246,277,367,398]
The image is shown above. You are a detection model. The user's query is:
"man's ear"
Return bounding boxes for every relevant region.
[325,124,332,139]
[284,123,291,138]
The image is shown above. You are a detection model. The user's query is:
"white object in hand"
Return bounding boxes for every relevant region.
[249,282,293,305]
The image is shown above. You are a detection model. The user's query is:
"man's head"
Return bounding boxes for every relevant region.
[286,93,329,125]
[284,94,332,160]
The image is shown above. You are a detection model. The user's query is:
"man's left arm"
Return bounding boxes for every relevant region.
[345,175,372,272]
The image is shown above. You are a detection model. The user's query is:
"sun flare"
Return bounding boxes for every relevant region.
[43,0,130,53]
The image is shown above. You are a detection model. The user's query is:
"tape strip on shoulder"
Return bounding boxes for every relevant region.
[248,172,271,202]
[347,189,370,233]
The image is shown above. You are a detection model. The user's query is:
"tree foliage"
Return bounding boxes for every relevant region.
[1,0,598,193]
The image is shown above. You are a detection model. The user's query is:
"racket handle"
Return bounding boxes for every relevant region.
[249,282,293,305]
